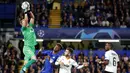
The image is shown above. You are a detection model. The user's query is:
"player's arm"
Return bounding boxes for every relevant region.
[116,55,120,66]
[29,11,35,25]
[55,57,61,65]
[55,56,64,66]
[72,60,88,69]
[20,14,28,27]
[103,52,110,65]
[37,47,44,57]
[103,60,109,65]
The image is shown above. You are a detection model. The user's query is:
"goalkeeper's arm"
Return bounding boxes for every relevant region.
[20,13,28,27]
[29,11,35,25]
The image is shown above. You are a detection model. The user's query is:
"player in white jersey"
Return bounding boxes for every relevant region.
[55,47,88,73]
[103,43,119,73]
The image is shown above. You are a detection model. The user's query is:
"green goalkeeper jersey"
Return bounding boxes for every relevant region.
[21,23,37,46]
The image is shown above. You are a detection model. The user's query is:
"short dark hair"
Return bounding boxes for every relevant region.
[56,43,62,49]
[106,42,113,48]
[66,47,73,54]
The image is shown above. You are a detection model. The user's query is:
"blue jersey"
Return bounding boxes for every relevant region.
[48,51,59,63]
[41,51,60,73]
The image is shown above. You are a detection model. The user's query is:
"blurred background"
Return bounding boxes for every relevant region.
[1,0,130,73]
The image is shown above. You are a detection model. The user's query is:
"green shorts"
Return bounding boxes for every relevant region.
[23,45,35,62]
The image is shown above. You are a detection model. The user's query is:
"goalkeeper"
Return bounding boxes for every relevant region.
[20,2,37,73]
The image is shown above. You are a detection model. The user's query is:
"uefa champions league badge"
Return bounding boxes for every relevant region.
[37,30,45,37]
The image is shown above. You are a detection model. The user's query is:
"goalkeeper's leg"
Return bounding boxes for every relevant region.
[20,46,36,73]
[21,56,36,72]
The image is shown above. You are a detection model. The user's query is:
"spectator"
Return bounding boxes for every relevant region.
[62,2,68,13]
[90,14,97,21]
[69,13,74,22]
[41,16,47,27]
[97,18,102,26]
[101,56,105,61]
[36,8,41,21]
[96,10,102,18]
[28,65,35,73]
[30,4,34,13]
[122,68,127,73]
[77,55,82,64]
[90,14,98,27]
[69,42,75,49]
[37,66,41,73]
[123,45,130,50]
[75,22,80,28]
[101,18,110,27]
[95,55,99,63]
[115,18,121,27]
[97,67,102,73]
[10,64,16,73]
[127,67,130,73]
[35,20,40,27]
[89,56,94,63]
[120,22,127,28]
[67,1,74,13]
[61,21,68,28]
[47,0,54,10]
[68,20,74,28]
[80,22,84,27]
[90,19,98,27]
[123,53,128,62]
[107,11,113,22]
[3,64,9,73]
[125,12,130,26]
[41,3,46,11]
[117,67,121,73]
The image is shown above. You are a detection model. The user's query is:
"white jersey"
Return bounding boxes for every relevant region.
[55,56,84,73]
[105,50,119,73]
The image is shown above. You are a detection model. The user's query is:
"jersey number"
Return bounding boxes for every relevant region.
[113,57,116,66]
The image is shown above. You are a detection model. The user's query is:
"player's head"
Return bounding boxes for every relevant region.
[64,47,73,56]
[53,43,62,53]
[105,42,112,51]
[19,12,24,25]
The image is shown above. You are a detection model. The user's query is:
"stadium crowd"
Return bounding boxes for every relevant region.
[60,0,130,28]
[16,0,130,28]
[0,40,130,73]
[0,0,15,3]
[0,40,19,73]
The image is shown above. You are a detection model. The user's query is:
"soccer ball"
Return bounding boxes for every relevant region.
[21,1,30,9]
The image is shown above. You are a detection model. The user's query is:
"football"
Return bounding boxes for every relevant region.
[21,1,30,9]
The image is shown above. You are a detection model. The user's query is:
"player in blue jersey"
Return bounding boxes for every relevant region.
[38,43,62,73]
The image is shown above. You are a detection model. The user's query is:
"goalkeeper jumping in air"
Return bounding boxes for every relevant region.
[20,1,37,73]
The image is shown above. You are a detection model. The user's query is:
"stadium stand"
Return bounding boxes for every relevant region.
[15,0,130,28]
[60,0,130,28]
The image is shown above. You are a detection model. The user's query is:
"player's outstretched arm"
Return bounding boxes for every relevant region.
[55,56,64,66]
[37,47,44,56]
[73,60,88,69]
[104,60,109,65]
[55,58,60,65]
[29,11,35,25]
[20,14,28,27]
